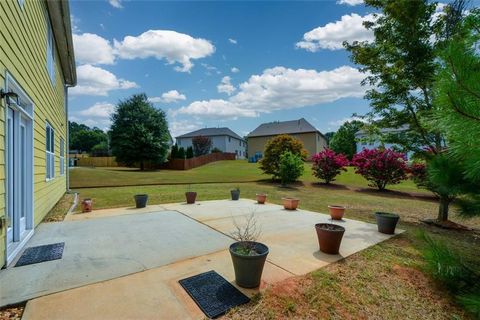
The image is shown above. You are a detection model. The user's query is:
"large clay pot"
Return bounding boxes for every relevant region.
[134,194,148,208]
[328,205,346,220]
[315,223,345,254]
[229,241,269,288]
[375,212,399,234]
[256,194,267,204]
[185,192,197,204]
[231,189,240,201]
[282,197,299,210]
[81,198,93,213]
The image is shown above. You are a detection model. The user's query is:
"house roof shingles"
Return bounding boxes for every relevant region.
[247,118,322,138]
[176,127,244,140]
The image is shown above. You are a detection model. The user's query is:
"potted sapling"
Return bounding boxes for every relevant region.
[229,212,269,288]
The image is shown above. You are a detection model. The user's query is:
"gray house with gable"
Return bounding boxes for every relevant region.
[176,127,247,159]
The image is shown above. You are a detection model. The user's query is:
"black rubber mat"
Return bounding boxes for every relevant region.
[179,270,250,318]
[15,242,65,267]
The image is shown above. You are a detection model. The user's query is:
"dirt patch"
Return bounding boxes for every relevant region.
[43,193,76,222]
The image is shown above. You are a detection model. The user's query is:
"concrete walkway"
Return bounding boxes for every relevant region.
[0,199,402,319]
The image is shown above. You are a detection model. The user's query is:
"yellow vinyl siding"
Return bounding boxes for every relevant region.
[0,0,68,265]
[247,132,328,160]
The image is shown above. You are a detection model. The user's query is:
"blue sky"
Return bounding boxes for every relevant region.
[67,0,443,138]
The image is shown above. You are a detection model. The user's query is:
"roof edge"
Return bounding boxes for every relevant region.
[46,0,76,86]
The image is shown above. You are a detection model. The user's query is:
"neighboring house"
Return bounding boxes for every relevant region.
[247,118,327,159]
[0,0,76,266]
[355,126,416,159]
[176,128,247,159]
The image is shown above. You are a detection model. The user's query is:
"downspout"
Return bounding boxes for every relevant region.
[65,85,71,192]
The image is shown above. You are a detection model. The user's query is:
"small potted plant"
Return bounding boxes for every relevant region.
[229,213,269,288]
[375,212,399,234]
[282,197,299,210]
[185,185,197,204]
[231,187,240,201]
[315,223,345,254]
[134,194,148,208]
[328,205,346,220]
[256,193,267,204]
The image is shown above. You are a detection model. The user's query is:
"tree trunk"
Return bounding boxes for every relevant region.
[140,160,145,171]
[437,197,450,222]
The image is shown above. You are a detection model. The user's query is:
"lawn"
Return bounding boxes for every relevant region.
[70,160,423,193]
[68,162,480,319]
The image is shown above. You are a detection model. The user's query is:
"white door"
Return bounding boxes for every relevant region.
[6,106,33,261]
[19,116,28,235]
[6,107,14,246]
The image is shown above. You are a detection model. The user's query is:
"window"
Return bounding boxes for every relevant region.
[60,138,65,175]
[46,122,55,180]
[239,140,242,146]
[18,0,25,7]
[47,18,56,85]
[229,137,231,142]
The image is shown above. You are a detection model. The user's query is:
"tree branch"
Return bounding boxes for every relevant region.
[446,92,480,122]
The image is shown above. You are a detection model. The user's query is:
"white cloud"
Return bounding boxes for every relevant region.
[231,67,240,73]
[337,0,363,5]
[109,0,123,8]
[169,120,202,138]
[178,65,366,119]
[177,99,257,119]
[328,116,367,127]
[149,90,186,103]
[70,64,138,96]
[114,30,215,72]
[296,13,375,51]
[78,102,115,118]
[228,38,237,44]
[73,33,115,65]
[217,76,236,95]
[201,63,221,75]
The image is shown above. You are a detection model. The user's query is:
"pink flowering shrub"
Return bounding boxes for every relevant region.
[352,148,408,190]
[312,149,350,184]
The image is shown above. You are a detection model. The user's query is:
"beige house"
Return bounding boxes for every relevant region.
[247,118,327,159]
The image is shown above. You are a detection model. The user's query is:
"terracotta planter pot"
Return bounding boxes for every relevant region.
[134,194,148,208]
[185,192,197,204]
[256,194,267,204]
[282,197,299,210]
[81,198,92,213]
[328,205,345,220]
[375,212,399,234]
[230,241,269,288]
[315,223,345,254]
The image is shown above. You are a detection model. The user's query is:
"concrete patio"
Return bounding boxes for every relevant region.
[1,199,402,319]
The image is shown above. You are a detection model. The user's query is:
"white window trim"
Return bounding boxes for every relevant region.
[59,138,65,176]
[46,17,56,86]
[46,122,55,181]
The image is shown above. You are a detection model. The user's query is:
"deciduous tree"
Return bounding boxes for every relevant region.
[192,136,212,156]
[110,93,170,170]
[259,135,307,179]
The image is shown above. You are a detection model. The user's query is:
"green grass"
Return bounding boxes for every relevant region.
[70,160,423,193]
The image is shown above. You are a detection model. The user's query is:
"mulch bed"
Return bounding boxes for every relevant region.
[0,304,25,320]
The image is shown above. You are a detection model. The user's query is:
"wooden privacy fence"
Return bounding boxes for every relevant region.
[166,153,236,170]
[76,156,119,167]
[75,153,236,170]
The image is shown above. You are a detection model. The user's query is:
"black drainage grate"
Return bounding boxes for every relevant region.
[179,270,250,318]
